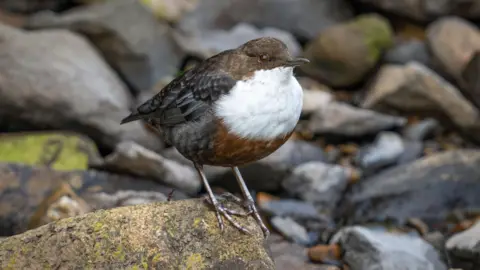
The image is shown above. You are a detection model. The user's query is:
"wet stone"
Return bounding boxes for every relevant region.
[397,140,424,165]
[282,162,351,214]
[331,226,447,270]
[355,132,405,173]
[260,199,325,221]
[403,118,440,141]
[343,150,480,227]
[271,216,312,246]
[446,221,480,270]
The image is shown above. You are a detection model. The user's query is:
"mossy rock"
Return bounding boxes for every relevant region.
[0,132,102,171]
[0,199,275,269]
[301,13,393,87]
[140,0,198,23]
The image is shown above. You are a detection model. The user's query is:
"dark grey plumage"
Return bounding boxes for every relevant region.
[120,54,236,127]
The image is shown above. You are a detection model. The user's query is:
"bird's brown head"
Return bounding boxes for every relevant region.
[224,37,309,79]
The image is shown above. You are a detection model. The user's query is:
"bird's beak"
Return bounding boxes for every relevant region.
[285,57,310,67]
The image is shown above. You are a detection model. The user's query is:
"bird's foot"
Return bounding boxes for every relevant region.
[217,192,270,238]
[203,194,251,234]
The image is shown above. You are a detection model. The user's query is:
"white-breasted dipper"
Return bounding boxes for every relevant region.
[120,37,309,237]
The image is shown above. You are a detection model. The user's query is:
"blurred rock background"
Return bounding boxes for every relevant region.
[1,0,480,269]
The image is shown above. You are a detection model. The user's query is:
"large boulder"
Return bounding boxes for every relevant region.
[0,199,275,269]
[341,150,480,226]
[0,23,162,151]
[363,62,480,143]
[301,14,394,87]
[27,0,184,94]
[426,17,480,83]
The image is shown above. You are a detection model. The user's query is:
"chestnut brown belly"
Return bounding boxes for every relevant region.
[204,120,293,167]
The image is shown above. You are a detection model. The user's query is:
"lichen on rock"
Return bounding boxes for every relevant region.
[0,199,275,269]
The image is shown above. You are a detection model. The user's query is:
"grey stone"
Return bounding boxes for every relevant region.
[177,0,354,40]
[271,216,311,246]
[424,231,447,262]
[98,141,200,195]
[446,221,480,270]
[26,0,184,94]
[301,89,334,116]
[354,0,480,22]
[282,162,352,213]
[356,132,405,172]
[384,39,432,67]
[259,199,322,221]
[331,226,447,270]
[87,190,168,210]
[403,118,440,141]
[174,23,301,59]
[342,150,480,226]
[306,96,406,137]
[268,234,331,270]
[0,0,71,14]
[0,23,162,151]
[397,140,424,165]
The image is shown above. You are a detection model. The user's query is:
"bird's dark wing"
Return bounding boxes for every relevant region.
[120,64,236,126]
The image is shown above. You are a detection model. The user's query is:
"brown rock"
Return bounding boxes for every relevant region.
[308,244,341,263]
[28,182,91,230]
[301,14,393,87]
[363,62,480,142]
[427,16,480,82]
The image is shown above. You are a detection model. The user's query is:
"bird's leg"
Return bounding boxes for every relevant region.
[231,166,270,238]
[194,163,250,234]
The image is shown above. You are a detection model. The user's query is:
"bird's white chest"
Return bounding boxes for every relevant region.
[215,67,303,140]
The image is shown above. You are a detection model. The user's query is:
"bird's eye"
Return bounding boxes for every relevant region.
[260,54,269,61]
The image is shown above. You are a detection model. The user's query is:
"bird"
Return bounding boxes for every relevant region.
[120,37,309,237]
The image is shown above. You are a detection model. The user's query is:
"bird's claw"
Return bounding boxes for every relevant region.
[205,193,269,238]
[203,195,251,234]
